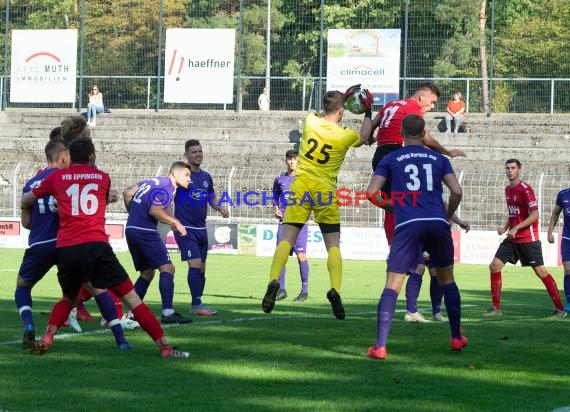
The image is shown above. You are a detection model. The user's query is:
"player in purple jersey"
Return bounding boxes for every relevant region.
[174,139,229,316]
[365,114,467,360]
[404,200,470,323]
[272,150,310,302]
[123,161,193,324]
[547,187,570,312]
[16,139,70,349]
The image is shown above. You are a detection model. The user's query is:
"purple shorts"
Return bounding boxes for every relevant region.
[126,228,172,271]
[276,223,309,255]
[388,220,453,274]
[174,228,209,262]
[561,238,570,262]
[18,242,58,284]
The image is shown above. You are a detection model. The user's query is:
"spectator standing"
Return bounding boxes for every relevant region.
[258,87,270,111]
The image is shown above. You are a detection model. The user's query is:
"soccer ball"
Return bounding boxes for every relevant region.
[344,89,367,115]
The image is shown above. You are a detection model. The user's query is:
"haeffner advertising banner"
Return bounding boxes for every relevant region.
[326,29,401,106]
[164,28,235,104]
[10,30,77,103]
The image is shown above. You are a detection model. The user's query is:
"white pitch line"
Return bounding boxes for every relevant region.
[2,304,481,347]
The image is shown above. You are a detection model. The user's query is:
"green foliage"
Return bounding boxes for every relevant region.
[1,0,569,111]
[432,0,482,78]
[489,81,515,113]
[495,0,570,78]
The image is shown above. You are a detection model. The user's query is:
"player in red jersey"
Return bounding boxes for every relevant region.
[370,82,466,245]
[484,159,565,318]
[21,138,190,357]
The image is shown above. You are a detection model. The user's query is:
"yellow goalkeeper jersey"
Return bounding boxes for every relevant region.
[296,112,360,187]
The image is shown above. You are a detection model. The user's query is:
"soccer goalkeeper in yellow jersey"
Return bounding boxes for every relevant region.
[262,87,373,319]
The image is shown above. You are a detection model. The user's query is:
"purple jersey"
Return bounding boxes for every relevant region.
[22,168,59,247]
[175,169,214,229]
[273,172,295,218]
[126,176,175,231]
[374,145,454,229]
[556,188,570,239]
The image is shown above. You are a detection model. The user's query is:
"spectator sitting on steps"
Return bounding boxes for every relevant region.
[87,85,105,127]
[444,91,465,133]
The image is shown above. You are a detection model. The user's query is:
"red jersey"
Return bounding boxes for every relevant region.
[375,98,423,146]
[505,180,539,243]
[32,163,111,248]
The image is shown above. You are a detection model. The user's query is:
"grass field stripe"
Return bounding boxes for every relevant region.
[2,304,481,347]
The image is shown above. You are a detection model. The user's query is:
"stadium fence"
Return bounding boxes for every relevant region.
[1,0,569,113]
[1,161,568,233]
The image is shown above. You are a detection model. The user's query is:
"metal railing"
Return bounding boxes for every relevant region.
[1,75,569,113]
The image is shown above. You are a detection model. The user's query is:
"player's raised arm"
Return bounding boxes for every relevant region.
[423,128,466,158]
[357,89,374,147]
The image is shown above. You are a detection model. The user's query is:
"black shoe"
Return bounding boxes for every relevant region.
[161,312,193,324]
[327,288,345,320]
[22,328,35,350]
[275,289,288,301]
[262,280,280,313]
[293,292,308,302]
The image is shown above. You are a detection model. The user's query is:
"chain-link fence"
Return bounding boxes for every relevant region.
[2,160,568,233]
[1,1,569,113]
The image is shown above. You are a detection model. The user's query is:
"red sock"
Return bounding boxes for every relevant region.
[541,274,563,310]
[384,212,395,246]
[490,272,502,309]
[132,304,164,341]
[107,289,124,318]
[48,299,74,329]
[79,287,92,303]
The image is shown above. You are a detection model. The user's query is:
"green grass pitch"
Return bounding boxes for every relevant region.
[1,248,569,412]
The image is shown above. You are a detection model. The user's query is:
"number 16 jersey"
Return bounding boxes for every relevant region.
[32,163,111,248]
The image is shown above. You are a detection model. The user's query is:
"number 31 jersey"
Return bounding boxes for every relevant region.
[32,163,111,248]
[296,112,360,187]
[375,145,454,228]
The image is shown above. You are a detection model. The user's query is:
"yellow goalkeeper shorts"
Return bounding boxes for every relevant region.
[283,176,340,225]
